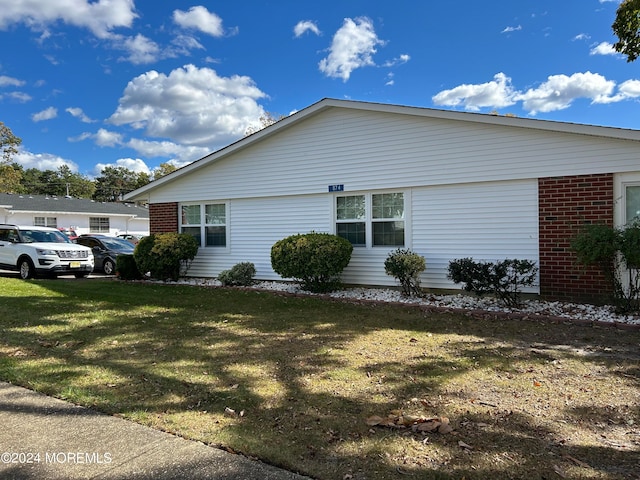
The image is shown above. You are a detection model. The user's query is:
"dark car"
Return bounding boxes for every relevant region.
[75,235,134,275]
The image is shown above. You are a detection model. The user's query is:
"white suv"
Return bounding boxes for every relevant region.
[0,224,94,279]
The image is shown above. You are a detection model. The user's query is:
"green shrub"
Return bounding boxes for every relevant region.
[448,258,538,308]
[571,222,640,312]
[383,248,426,296]
[133,232,199,281]
[271,232,353,293]
[218,262,256,286]
[115,254,142,280]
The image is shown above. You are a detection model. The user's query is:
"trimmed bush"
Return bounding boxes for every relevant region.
[218,262,256,287]
[271,232,353,293]
[133,232,199,281]
[384,248,426,296]
[115,254,142,280]
[448,258,538,308]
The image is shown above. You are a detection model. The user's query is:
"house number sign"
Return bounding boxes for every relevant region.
[328,184,344,192]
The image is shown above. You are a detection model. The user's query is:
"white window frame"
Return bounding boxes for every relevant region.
[90,217,109,233]
[179,201,230,250]
[34,216,57,228]
[333,190,410,249]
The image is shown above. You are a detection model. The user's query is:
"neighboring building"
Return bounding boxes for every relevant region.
[0,193,149,237]
[124,98,640,302]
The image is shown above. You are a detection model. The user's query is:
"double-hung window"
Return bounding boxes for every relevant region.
[180,203,227,247]
[90,217,109,233]
[336,192,406,247]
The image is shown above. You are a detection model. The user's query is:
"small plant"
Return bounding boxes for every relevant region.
[384,248,426,296]
[133,232,199,281]
[115,254,142,280]
[448,257,538,308]
[271,232,353,293]
[218,262,256,286]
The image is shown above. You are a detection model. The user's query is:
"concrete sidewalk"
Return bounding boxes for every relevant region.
[0,382,310,479]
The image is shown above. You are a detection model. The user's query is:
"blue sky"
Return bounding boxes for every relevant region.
[0,0,637,179]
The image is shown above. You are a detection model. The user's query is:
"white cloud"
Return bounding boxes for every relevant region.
[383,54,411,67]
[108,64,267,147]
[432,71,638,115]
[294,20,320,37]
[319,17,384,81]
[0,0,137,39]
[516,72,617,113]
[432,73,517,111]
[573,33,591,41]
[94,128,124,147]
[0,75,24,87]
[501,25,522,33]
[126,138,209,166]
[2,91,32,102]
[14,149,78,172]
[173,6,224,37]
[66,107,94,123]
[31,106,57,122]
[95,158,150,176]
[589,41,620,56]
[115,34,161,65]
[618,79,640,98]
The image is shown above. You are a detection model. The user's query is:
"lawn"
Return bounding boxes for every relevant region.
[0,277,638,479]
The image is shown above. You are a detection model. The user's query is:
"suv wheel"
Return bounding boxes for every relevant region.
[18,258,35,279]
[103,258,116,275]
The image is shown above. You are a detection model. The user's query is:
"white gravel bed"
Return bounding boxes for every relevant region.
[172,278,640,327]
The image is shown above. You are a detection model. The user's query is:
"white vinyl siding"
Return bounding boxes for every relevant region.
[187,194,331,279]
[147,108,640,205]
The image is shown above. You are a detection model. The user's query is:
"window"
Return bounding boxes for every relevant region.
[625,185,640,223]
[335,192,405,247]
[336,195,366,246]
[34,216,57,228]
[372,193,405,246]
[90,217,110,233]
[180,202,227,247]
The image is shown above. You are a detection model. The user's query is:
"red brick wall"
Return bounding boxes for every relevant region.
[538,174,614,302]
[149,202,178,234]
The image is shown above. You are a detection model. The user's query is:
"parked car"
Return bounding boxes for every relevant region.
[75,235,134,275]
[0,224,94,279]
[117,233,144,245]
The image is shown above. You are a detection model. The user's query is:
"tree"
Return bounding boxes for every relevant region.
[0,122,23,193]
[244,112,286,136]
[93,166,150,202]
[18,165,95,198]
[0,121,21,163]
[152,162,177,181]
[612,0,640,62]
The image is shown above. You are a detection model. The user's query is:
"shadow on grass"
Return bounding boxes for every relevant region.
[0,278,638,479]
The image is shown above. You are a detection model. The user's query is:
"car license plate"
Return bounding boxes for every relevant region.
[70,261,81,268]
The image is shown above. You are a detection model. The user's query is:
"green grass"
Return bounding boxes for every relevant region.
[0,277,638,479]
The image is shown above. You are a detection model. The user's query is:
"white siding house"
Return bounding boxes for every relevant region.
[0,194,149,237]
[124,99,640,300]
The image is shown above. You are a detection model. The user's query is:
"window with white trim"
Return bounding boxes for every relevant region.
[335,192,405,247]
[90,217,109,233]
[34,216,57,228]
[625,185,640,223]
[180,203,227,247]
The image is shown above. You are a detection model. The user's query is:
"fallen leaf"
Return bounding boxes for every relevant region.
[224,407,237,417]
[438,423,454,434]
[366,416,384,426]
[458,440,473,450]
